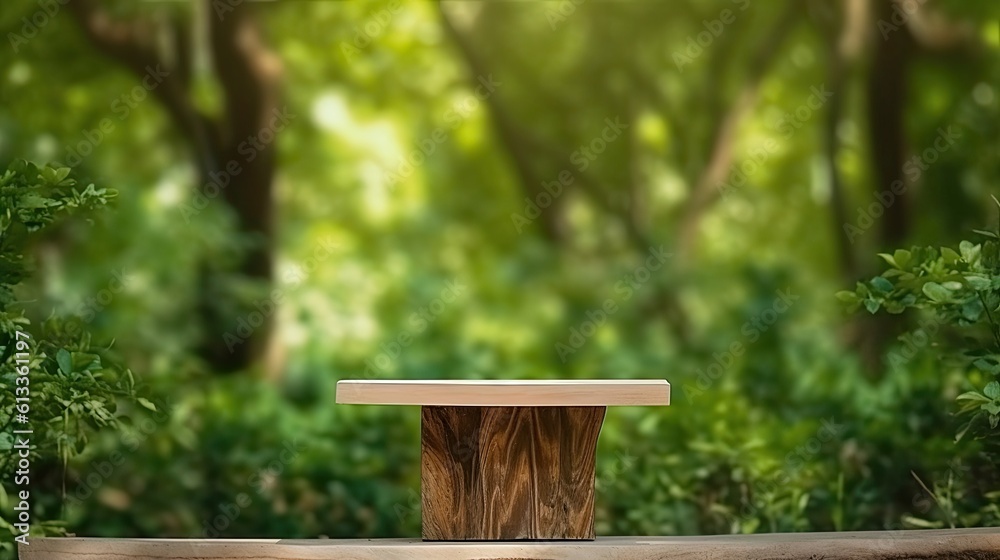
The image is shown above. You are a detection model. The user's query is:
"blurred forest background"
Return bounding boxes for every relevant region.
[1,0,1000,550]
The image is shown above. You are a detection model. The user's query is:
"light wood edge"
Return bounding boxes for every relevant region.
[335,380,670,407]
[21,528,1000,560]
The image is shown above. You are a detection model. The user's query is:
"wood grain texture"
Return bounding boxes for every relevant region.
[336,379,670,406]
[21,528,1000,559]
[421,406,606,540]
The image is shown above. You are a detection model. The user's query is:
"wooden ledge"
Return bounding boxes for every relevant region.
[21,528,1000,559]
[335,379,670,406]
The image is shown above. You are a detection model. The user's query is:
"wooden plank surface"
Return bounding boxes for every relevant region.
[421,406,605,540]
[21,528,1000,559]
[336,379,670,406]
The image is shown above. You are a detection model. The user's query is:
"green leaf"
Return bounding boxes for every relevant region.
[965,274,991,291]
[884,300,905,314]
[941,247,961,264]
[985,381,1000,399]
[137,398,157,412]
[942,281,963,291]
[956,419,972,442]
[870,277,893,294]
[835,291,858,304]
[974,229,999,239]
[893,249,912,269]
[983,402,1000,416]
[73,352,102,372]
[56,349,73,375]
[864,298,881,314]
[902,515,944,529]
[877,253,897,268]
[974,359,1000,375]
[961,299,984,321]
[960,240,981,264]
[921,282,951,303]
[53,167,70,183]
[957,391,991,403]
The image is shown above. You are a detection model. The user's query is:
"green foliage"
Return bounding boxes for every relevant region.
[840,202,1000,442]
[0,161,113,306]
[840,200,1000,528]
[1,0,998,546]
[0,162,143,558]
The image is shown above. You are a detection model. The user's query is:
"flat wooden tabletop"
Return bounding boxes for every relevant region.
[335,379,670,406]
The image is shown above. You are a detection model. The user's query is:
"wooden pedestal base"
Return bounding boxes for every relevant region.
[337,379,669,541]
[420,406,606,541]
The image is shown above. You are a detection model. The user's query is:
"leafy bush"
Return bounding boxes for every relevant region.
[839,199,1000,528]
[0,161,145,558]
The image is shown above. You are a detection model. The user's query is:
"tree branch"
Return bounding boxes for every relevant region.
[437,1,566,242]
[675,4,801,258]
[67,0,220,176]
[893,0,978,53]
[820,0,869,281]
[207,0,282,150]
[438,1,692,341]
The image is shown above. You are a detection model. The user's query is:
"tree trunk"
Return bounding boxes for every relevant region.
[68,0,282,373]
[857,0,915,375]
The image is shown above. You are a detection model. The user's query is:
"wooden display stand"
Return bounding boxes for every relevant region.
[335,379,671,541]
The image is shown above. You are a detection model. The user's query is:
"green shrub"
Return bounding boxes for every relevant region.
[0,161,145,558]
[839,198,1000,528]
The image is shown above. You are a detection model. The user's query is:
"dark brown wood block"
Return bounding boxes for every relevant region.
[420,406,606,541]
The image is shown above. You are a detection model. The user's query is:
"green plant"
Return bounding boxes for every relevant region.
[838,204,1000,443]
[838,199,1000,527]
[0,161,146,558]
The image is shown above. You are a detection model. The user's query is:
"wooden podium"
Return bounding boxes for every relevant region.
[335,379,671,541]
